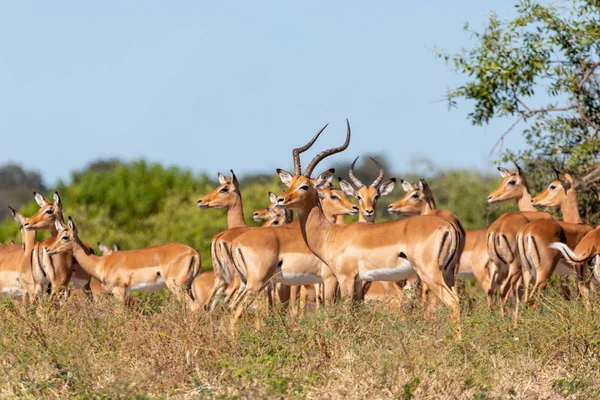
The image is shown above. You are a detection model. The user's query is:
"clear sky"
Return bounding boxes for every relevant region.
[0,1,526,185]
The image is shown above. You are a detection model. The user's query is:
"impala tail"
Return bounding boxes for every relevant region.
[517,233,538,282]
[487,232,514,266]
[549,242,589,265]
[217,241,233,285]
[438,225,460,287]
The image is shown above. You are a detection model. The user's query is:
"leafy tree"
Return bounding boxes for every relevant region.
[437,0,600,222]
[0,163,46,220]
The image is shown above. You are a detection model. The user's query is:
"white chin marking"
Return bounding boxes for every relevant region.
[253,216,263,222]
[130,278,167,293]
[357,259,415,282]
[276,273,323,286]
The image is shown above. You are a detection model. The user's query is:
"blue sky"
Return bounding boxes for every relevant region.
[0,1,526,185]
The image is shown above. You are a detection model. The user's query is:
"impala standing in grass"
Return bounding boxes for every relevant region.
[275,121,462,320]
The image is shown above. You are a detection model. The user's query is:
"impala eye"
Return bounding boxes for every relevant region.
[374,194,380,200]
[357,195,363,201]
[300,185,309,191]
[61,236,69,242]
[45,209,53,215]
[271,221,279,225]
[330,195,339,200]
[508,180,516,185]
[219,187,228,193]
[550,185,556,190]
[411,194,419,199]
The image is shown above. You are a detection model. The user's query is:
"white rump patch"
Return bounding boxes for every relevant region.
[130,277,166,293]
[357,259,415,282]
[276,272,323,286]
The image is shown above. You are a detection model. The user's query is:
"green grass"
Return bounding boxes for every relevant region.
[0,288,599,399]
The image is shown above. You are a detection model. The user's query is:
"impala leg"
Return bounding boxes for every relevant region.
[338,276,356,302]
[277,283,291,314]
[416,268,460,322]
[322,276,338,307]
[207,276,226,311]
[298,285,308,315]
[289,285,298,316]
[560,276,572,300]
[576,263,591,308]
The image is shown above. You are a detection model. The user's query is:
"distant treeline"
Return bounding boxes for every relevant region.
[1,158,595,270]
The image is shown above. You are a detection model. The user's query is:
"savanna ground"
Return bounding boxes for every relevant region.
[1,284,599,400]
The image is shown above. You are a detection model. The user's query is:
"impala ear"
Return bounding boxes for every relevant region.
[53,191,62,209]
[55,220,65,233]
[67,216,78,236]
[497,167,511,178]
[217,173,227,185]
[277,169,294,187]
[113,243,120,251]
[269,192,277,204]
[378,178,396,196]
[34,192,50,207]
[338,178,356,197]
[514,163,525,178]
[98,243,109,253]
[401,180,414,192]
[268,208,278,218]
[230,170,240,189]
[315,169,335,190]
[8,206,25,225]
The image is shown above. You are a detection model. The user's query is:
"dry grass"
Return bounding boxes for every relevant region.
[0,288,599,399]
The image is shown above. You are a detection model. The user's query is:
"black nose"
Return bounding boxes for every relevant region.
[366,209,374,214]
[387,205,393,209]
[487,195,492,200]
[253,211,259,216]
[352,206,358,211]
[197,199,203,205]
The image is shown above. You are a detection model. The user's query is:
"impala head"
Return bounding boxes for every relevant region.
[388,179,434,215]
[320,185,359,219]
[98,242,119,256]
[487,164,528,203]
[26,191,64,231]
[532,169,574,207]
[276,121,351,212]
[253,192,279,222]
[338,157,396,222]
[46,217,80,256]
[197,170,240,209]
[8,205,27,229]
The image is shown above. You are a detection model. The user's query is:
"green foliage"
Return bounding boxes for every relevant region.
[437,0,600,222]
[0,158,520,265]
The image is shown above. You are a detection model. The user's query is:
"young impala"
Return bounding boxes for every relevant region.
[45,218,200,310]
[275,121,462,320]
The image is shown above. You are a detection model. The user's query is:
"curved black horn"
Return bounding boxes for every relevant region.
[370,157,385,187]
[293,123,329,175]
[304,119,351,178]
[348,156,364,188]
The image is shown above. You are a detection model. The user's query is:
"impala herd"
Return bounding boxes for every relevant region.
[1,121,600,323]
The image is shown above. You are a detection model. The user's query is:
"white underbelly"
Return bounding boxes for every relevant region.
[357,259,415,282]
[130,278,167,293]
[276,272,323,286]
[1,286,21,296]
[555,260,576,277]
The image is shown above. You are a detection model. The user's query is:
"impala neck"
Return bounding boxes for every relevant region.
[226,196,247,228]
[517,186,537,212]
[298,190,334,262]
[422,198,436,214]
[561,190,582,224]
[72,239,102,281]
[333,215,345,224]
[358,214,370,223]
[22,228,37,254]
